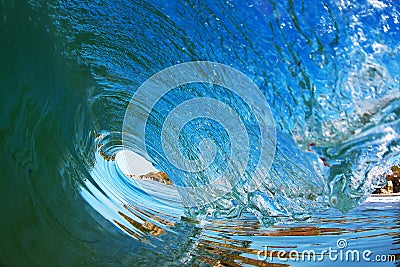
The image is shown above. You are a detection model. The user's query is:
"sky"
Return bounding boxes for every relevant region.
[115,149,157,175]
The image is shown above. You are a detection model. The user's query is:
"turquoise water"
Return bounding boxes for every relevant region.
[1,0,399,266]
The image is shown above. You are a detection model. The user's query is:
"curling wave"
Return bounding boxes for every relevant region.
[52,0,400,237]
[0,0,400,265]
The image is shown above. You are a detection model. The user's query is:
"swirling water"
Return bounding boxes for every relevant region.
[0,0,399,266]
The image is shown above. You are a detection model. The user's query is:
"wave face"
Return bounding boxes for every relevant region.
[1,0,400,265]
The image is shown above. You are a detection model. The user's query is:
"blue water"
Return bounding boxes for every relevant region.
[0,0,399,266]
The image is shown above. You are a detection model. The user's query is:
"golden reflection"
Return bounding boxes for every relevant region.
[190,218,353,266]
[96,142,116,161]
[193,235,290,267]
[126,204,176,226]
[202,217,346,237]
[114,203,177,238]
[117,210,166,237]
[113,219,140,240]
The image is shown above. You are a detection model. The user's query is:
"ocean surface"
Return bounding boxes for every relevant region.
[0,0,399,266]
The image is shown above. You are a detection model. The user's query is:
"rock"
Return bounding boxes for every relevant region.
[374,165,400,194]
[125,171,172,185]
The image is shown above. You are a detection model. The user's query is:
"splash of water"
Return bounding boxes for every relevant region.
[49,0,400,240]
